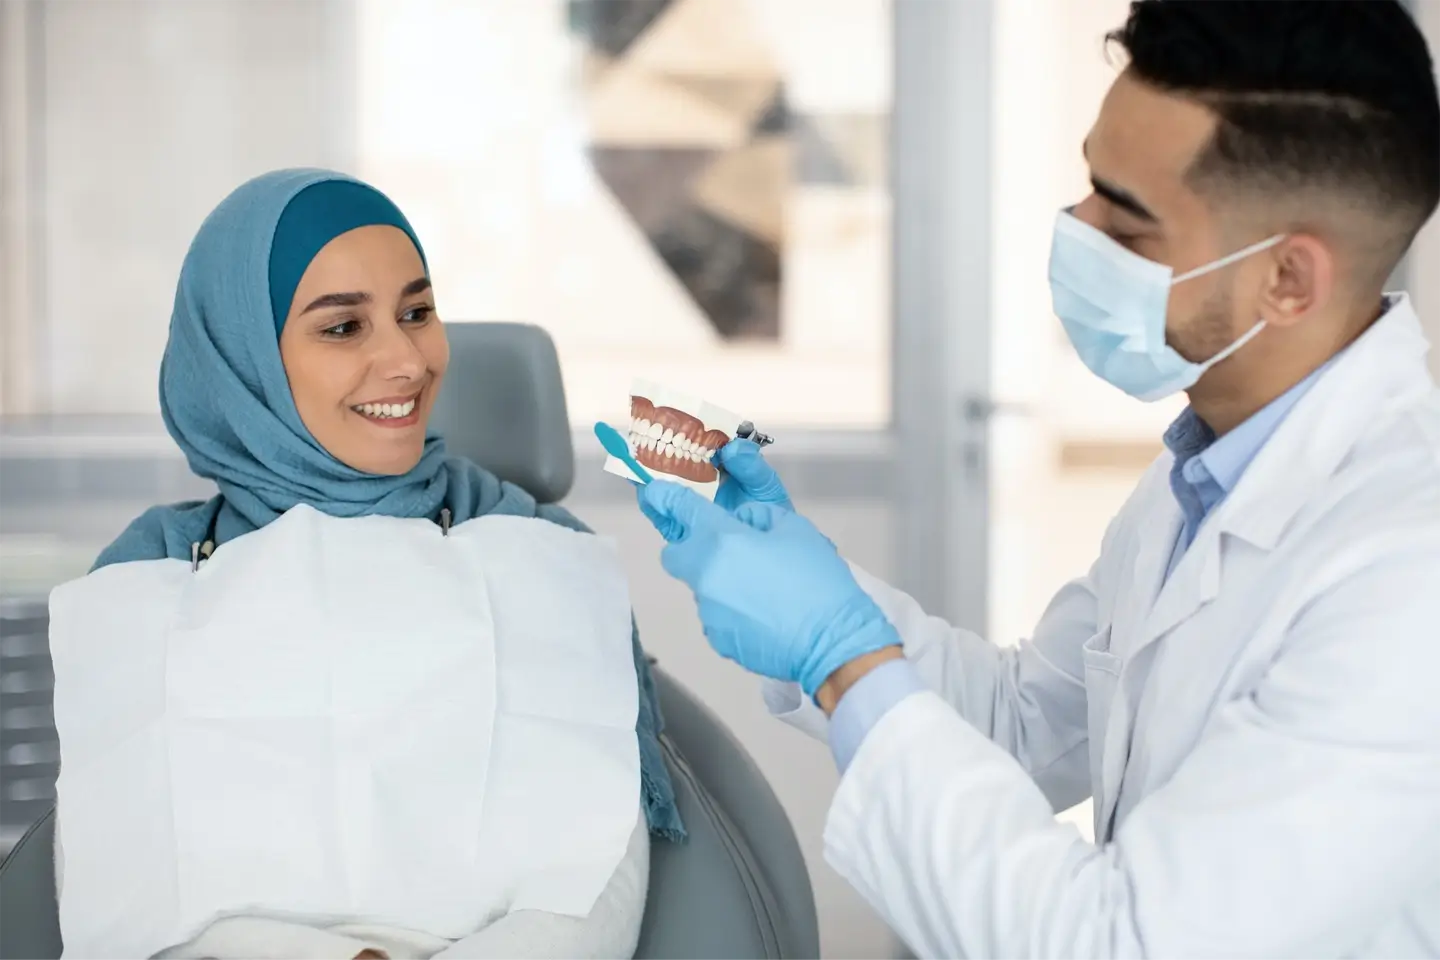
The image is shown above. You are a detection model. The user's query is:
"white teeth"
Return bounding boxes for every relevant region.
[355,399,416,419]
[632,433,717,465]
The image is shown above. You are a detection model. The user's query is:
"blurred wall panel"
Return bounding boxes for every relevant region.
[0,1,37,414]
[32,0,355,414]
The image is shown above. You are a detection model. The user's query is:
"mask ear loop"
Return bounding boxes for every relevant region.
[1196,318,1268,373]
[1173,234,1286,372]
[1172,234,1285,285]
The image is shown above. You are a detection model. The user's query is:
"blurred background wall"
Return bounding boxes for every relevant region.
[1,1,1436,955]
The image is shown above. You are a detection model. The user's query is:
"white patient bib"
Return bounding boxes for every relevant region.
[48,506,640,959]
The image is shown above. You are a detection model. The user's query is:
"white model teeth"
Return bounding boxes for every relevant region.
[626,421,718,463]
[630,417,720,469]
[355,399,416,419]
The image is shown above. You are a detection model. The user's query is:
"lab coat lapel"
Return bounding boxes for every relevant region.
[1095,296,1431,840]
[1225,300,1431,541]
[1130,295,1432,660]
[1129,527,1222,658]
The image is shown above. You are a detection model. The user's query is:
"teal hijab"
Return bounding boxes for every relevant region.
[94,168,682,840]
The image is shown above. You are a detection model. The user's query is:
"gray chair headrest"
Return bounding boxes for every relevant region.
[428,322,575,504]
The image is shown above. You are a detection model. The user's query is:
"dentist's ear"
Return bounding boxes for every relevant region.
[1261,234,1333,327]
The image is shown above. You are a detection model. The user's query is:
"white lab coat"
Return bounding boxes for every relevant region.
[766,295,1440,958]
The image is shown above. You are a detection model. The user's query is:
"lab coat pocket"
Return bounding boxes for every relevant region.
[1081,628,1122,812]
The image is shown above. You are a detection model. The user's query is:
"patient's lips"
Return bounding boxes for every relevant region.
[627,395,730,483]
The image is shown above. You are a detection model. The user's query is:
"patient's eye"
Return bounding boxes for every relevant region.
[400,305,434,325]
[321,317,363,339]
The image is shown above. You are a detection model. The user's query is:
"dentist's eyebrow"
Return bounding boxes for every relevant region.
[1082,137,1159,223]
[1091,176,1159,223]
[300,291,372,314]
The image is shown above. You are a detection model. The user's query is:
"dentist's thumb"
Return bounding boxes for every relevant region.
[717,440,792,508]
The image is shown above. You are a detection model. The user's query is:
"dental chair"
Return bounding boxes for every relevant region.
[0,321,821,960]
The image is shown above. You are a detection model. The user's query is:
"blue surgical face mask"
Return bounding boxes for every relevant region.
[1048,210,1285,402]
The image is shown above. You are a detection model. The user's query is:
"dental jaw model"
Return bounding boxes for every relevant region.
[602,380,747,500]
[628,396,730,484]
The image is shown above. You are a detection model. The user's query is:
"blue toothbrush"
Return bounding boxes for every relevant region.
[594,422,654,484]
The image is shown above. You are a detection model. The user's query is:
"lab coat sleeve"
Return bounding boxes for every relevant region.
[764,559,1101,810]
[821,546,1440,959]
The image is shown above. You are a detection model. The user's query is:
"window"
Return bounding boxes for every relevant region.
[355,0,893,427]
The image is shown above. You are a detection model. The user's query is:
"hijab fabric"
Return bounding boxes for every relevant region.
[94,168,682,840]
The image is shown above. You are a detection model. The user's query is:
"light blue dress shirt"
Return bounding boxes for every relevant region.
[1161,359,1330,577]
[827,359,1334,772]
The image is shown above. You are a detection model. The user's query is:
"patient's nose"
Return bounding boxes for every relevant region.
[371,322,426,382]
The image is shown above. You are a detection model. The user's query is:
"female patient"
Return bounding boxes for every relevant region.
[48,169,681,959]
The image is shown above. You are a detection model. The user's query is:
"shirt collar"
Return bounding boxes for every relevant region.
[1164,348,1341,495]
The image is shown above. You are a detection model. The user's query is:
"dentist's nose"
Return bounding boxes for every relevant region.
[1070,195,1106,231]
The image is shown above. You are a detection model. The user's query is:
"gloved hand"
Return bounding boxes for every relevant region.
[637,438,792,540]
[715,439,793,513]
[638,480,900,696]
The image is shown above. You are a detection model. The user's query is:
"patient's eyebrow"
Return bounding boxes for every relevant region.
[300,291,371,314]
[300,278,430,315]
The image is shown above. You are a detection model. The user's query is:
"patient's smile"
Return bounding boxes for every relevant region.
[352,395,419,423]
[627,395,731,483]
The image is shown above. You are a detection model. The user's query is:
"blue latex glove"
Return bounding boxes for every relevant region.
[638,480,900,696]
[715,439,793,513]
[637,438,792,539]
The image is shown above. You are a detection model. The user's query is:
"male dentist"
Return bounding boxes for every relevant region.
[637,1,1440,956]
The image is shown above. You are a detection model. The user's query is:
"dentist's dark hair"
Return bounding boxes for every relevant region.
[1108,0,1440,277]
